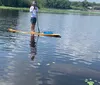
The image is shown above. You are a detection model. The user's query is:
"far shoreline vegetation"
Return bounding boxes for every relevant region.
[1,6,100,15]
[0,0,100,15]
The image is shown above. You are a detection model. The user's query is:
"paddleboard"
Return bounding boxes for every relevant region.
[8,28,61,38]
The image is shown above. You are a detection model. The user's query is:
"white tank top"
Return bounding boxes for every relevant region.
[30,6,38,18]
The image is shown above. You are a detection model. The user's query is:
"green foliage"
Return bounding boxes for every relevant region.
[36,0,44,8]
[71,1,82,7]
[82,0,89,8]
[0,0,100,10]
[0,0,31,7]
[17,0,30,7]
[0,0,2,5]
[71,6,84,10]
[44,0,71,9]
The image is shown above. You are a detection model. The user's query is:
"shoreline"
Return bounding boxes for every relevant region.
[0,6,100,15]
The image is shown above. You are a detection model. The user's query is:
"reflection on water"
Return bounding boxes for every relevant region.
[0,10,100,85]
[30,35,37,61]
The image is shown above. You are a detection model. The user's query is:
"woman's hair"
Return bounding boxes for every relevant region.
[32,1,36,5]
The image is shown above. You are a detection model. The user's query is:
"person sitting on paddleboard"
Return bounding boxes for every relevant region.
[30,1,38,32]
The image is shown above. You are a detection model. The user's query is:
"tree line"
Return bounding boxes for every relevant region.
[0,0,100,10]
[0,0,31,7]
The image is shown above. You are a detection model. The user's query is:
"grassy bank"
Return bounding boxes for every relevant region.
[0,6,29,11]
[40,8,100,15]
[0,6,100,15]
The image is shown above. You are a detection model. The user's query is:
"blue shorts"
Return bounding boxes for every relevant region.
[31,17,36,24]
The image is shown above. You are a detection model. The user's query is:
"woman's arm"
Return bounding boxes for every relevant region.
[30,6,34,12]
[36,7,38,12]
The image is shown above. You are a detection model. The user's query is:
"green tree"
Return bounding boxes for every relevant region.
[0,0,2,5]
[0,0,100,10]
[82,0,89,8]
[45,0,70,9]
[71,1,82,7]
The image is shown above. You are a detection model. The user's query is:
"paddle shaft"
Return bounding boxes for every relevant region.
[37,13,40,33]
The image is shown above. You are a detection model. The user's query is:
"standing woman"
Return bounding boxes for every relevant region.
[30,1,38,32]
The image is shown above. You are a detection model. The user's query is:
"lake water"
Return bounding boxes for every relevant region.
[0,9,100,85]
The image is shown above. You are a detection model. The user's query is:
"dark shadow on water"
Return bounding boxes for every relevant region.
[54,75,85,85]
[0,9,19,17]
[0,9,19,32]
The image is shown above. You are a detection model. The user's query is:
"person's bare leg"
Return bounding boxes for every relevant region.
[31,24,35,32]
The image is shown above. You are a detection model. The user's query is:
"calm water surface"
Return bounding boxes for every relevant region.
[0,10,100,85]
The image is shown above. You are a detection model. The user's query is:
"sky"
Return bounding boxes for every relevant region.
[70,0,100,3]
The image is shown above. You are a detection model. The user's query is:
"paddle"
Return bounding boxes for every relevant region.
[36,11,40,33]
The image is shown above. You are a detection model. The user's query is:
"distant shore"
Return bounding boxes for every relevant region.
[0,6,28,11]
[0,6,100,15]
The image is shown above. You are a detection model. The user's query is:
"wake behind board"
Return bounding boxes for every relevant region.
[8,28,61,38]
